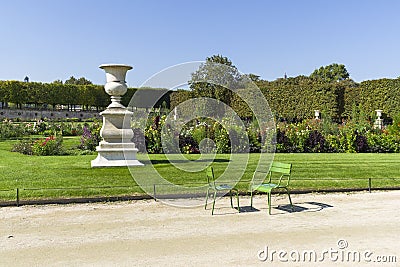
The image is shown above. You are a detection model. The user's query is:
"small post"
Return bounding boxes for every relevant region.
[153,184,157,201]
[368,178,372,193]
[16,188,19,207]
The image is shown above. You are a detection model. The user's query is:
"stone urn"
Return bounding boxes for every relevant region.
[91,64,143,167]
[374,109,383,129]
[314,110,320,120]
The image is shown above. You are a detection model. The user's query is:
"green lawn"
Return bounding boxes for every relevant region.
[0,138,399,201]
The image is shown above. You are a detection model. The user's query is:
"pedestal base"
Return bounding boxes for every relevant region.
[91,142,144,168]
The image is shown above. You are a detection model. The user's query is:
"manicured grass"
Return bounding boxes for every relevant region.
[0,138,399,201]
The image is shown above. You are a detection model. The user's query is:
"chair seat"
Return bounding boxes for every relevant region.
[216,184,235,190]
[250,162,293,214]
[205,166,240,215]
[252,183,279,192]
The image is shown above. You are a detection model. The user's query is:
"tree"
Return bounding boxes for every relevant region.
[65,76,77,85]
[310,63,350,82]
[65,76,92,85]
[189,54,243,113]
[52,79,63,84]
[205,54,233,66]
[245,73,261,82]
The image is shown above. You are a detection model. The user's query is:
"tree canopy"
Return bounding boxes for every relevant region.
[188,54,243,110]
[310,63,350,82]
[65,76,93,85]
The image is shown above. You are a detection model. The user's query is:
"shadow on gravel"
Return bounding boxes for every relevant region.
[275,201,333,214]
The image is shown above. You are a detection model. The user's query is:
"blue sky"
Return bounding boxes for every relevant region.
[0,0,399,87]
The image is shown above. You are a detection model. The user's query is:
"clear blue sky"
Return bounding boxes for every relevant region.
[1,0,399,87]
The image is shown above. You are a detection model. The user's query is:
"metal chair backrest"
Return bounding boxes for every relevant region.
[269,162,292,187]
[206,166,216,187]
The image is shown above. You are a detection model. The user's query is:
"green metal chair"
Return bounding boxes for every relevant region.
[250,162,294,214]
[205,166,240,215]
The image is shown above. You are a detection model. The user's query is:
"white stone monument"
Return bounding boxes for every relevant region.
[91,64,143,167]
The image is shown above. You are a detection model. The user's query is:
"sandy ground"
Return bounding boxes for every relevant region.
[0,191,399,267]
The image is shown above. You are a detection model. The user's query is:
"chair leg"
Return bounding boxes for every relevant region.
[230,190,233,208]
[236,190,240,213]
[205,188,209,210]
[212,191,217,215]
[250,190,253,208]
[286,188,294,211]
[268,192,272,215]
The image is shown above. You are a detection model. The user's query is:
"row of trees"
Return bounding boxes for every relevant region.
[0,81,109,110]
[0,81,172,111]
[170,56,400,122]
[1,56,399,122]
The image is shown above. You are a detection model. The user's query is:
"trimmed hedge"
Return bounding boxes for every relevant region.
[2,77,400,122]
[357,79,400,118]
[257,76,345,121]
[0,81,171,111]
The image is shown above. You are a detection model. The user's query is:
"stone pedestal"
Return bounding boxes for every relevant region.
[91,64,143,168]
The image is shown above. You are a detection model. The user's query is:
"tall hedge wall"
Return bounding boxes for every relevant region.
[0,81,109,110]
[357,79,400,118]
[0,81,171,111]
[256,77,346,121]
[169,77,400,122]
[1,77,400,121]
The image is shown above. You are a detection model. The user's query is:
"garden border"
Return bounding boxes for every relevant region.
[1,177,399,207]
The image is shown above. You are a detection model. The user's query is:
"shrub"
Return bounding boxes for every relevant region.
[354,133,369,152]
[367,131,400,153]
[32,136,65,156]
[179,135,199,154]
[305,130,326,152]
[11,139,34,155]
[79,125,101,151]
[0,121,27,138]
[213,123,230,153]
[247,126,261,153]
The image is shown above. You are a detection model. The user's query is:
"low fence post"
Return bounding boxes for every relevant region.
[368,178,372,193]
[16,188,20,207]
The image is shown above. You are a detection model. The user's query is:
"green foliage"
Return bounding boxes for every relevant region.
[11,139,34,155]
[189,54,243,111]
[32,136,65,156]
[275,116,400,153]
[387,113,400,135]
[366,131,400,153]
[355,78,400,119]
[0,121,28,138]
[169,75,400,123]
[145,115,163,153]
[0,81,161,111]
[78,124,101,151]
[1,138,400,201]
[213,123,230,153]
[310,63,350,82]
[170,89,192,110]
[128,88,171,109]
[64,76,93,85]
[257,76,344,121]
[2,70,400,125]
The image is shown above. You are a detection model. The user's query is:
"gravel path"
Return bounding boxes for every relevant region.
[1,191,399,266]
